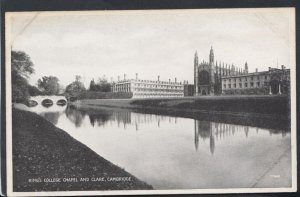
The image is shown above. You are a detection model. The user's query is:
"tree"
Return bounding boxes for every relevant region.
[37,76,60,95]
[65,75,86,100]
[12,51,34,79]
[89,79,96,91]
[28,85,43,96]
[97,76,111,92]
[92,75,111,92]
[12,76,30,103]
[11,50,35,102]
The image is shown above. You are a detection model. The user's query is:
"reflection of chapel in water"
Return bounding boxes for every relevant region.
[194,120,216,154]
[62,106,289,154]
[193,120,288,155]
[194,120,251,155]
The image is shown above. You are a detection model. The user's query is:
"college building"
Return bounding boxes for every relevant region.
[112,74,185,98]
[194,47,290,96]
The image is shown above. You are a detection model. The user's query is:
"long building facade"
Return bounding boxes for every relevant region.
[194,47,290,96]
[112,74,184,98]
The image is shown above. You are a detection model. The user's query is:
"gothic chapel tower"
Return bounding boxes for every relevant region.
[194,46,219,96]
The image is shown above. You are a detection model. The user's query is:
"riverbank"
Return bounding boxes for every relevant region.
[79,95,289,115]
[75,95,290,130]
[12,108,152,191]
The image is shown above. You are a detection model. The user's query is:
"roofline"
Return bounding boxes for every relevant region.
[221,69,290,79]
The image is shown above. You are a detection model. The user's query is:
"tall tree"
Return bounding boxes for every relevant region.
[65,75,86,100]
[94,75,111,92]
[89,78,96,91]
[37,76,60,95]
[12,51,34,79]
[11,50,35,102]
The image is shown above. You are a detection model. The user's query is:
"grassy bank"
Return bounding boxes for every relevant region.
[12,109,152,191]
[130,95,290,116]
[79,95,290,116]
[77,95,290,128]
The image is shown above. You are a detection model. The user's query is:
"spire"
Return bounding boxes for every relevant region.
[194,50,198,65]
[209,46,214,64]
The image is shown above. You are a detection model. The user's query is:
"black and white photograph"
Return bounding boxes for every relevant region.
[5,8,296,196]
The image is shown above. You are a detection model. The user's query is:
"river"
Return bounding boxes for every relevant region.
[26,104,291,189]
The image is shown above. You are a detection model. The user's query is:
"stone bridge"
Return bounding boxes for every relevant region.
[29,95,67,106]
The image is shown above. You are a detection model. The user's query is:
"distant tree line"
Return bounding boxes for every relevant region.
[11,50,114,103]
[11,50,63,103]
[64,76,113,101]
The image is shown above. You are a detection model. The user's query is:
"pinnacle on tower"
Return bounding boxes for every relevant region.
[209,46,214,64]
[245,61,249,73]
[194,50,199,65]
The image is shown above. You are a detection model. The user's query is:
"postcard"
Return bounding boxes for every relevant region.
[5,8,296,196]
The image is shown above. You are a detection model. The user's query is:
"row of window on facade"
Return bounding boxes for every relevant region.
[113,85,183,90]
[134,93,183,95]
[116,84,183,89]
[223,81,268,89]
[133,93,183,98]
[222,75,268,83]
[114,88,183,92]
[134,88,182,92]
[131,79,183,85]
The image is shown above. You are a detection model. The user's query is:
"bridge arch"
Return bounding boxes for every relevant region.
[28,96,67,107]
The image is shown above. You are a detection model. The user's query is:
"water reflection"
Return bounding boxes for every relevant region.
[63,106,180,130]
[65,106,87,127]
[27,105,291,189]
[40,112,60,125]
[35,106,290,156]
[193,120,288,155]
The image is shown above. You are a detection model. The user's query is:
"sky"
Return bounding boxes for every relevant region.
[8,8,295,88]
